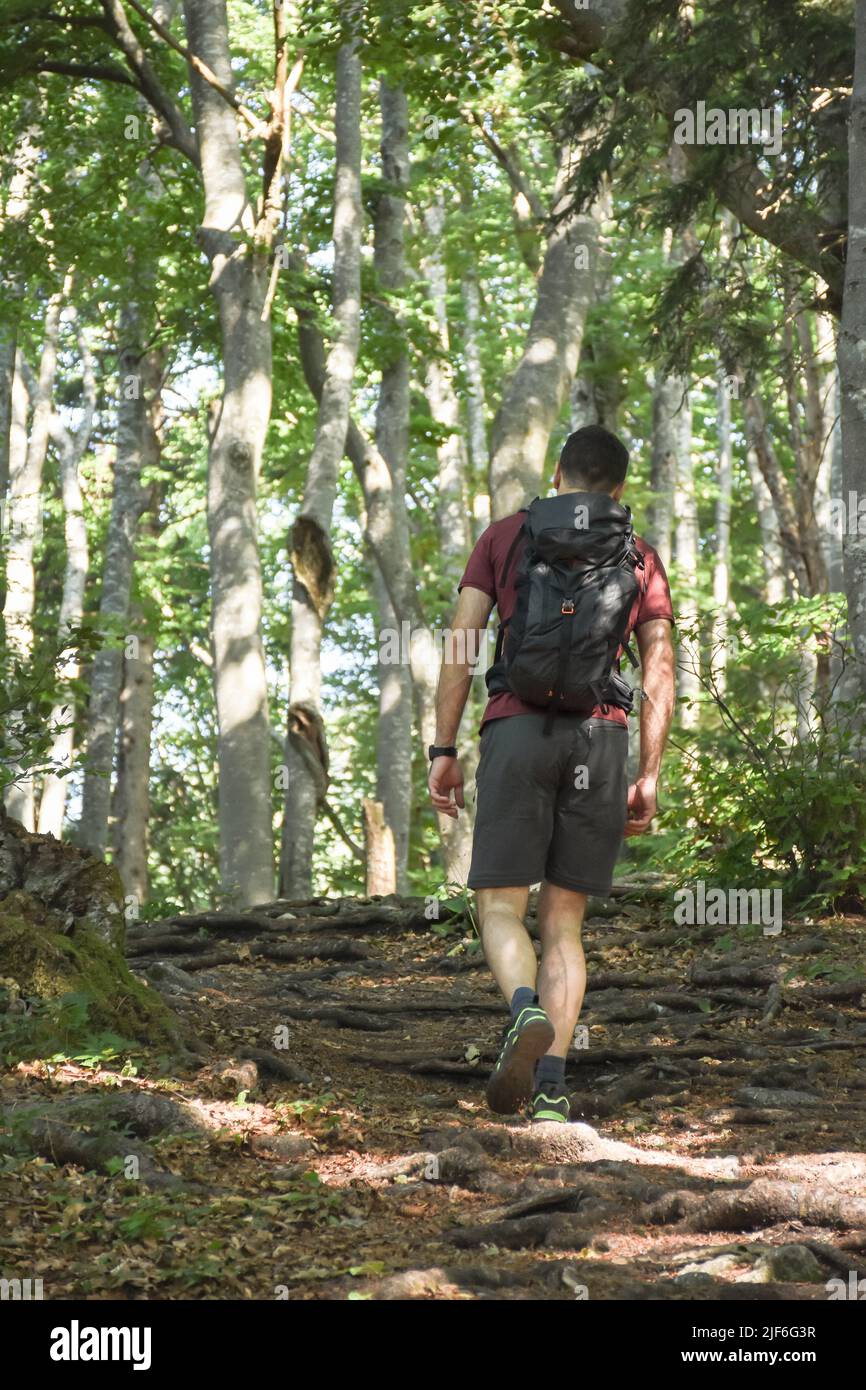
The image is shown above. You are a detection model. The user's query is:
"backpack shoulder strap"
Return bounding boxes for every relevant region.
[500,507,531,589]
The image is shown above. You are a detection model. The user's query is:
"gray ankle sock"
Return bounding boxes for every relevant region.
[510,986,536,1019]
[535,1054,566,1088]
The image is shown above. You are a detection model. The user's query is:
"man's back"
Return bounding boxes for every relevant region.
[459,508,675,728]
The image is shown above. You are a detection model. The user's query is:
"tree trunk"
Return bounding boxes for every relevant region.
[367,79,413,896]
[363,797,396,896]
[837,0,866,700]
[745,446,786,605]
[488,145,602,518]
[183,0,276,905]
[647,371,681,571]
[0,109,40,527]
[711,371,733,691]
[787,307,828,596]
[672,387,700,724]
[281,38,363,898]
[37,320,96,838]
[78,307,159,856]
[459,266,489,488]
[370,565,412,892]
[292,284,463,878]
[741,393,811,595]
[111,603,155,907]
[422,194,472,579]
[420,194,475,884]
[4,285,66,828]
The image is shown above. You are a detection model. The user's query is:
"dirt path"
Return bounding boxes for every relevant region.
[3,891,866,1300]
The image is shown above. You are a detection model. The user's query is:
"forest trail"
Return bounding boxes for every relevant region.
[4,887,866,1300]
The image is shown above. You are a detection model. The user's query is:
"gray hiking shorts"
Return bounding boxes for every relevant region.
[467,713,629,895]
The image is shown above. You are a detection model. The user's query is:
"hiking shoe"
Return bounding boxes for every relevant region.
[530,1082,572,1124]
[486,1005,555,1115]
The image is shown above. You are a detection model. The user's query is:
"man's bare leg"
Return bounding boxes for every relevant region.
[476,886,555,1113]
[475,886,535,1000]
[533,882,587,1109]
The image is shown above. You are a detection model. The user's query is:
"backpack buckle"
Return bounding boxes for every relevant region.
[561,599,575,615]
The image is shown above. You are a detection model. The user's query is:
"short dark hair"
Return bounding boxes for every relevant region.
[559,425,629,491]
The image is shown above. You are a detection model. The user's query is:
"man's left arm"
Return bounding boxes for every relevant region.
[626,617,676,836]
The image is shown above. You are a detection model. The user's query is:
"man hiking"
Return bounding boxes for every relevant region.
[427,425,676,1123]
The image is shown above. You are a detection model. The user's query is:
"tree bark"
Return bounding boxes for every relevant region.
[37,320,96,838]
[0,109,40,527]
[711,371,733,690]
[647,371,681,572]
[369,80,413,896]
[281,38,363,897]
[488,144,602,518]
[741,393,811,595]
[3,285,66,828]
[78,305,159,855]
[838,0,866,699]
[363,797,396,896]
[420,194,476,883]
[111,601,155,906]
[459,265,489,489]
[183,0,276,905]
[672,386,700,724]
[421,193,472,579]
[745,446,786,605]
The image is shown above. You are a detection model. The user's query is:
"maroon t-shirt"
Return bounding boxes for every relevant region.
[459,509,675,728]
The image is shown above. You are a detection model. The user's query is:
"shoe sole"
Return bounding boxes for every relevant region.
[486,1016,556,1115]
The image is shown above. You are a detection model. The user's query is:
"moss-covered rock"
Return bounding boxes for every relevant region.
[0,900,178,1053]
[0,811,126,949]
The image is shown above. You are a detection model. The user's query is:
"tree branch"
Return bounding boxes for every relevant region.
[98,0,199,166]
[121,0,268,137]
[36,59,136,85]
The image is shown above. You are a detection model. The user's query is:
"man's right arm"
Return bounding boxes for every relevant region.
[428,584,493,819]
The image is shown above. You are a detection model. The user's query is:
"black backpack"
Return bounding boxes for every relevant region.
[486,492,645,728]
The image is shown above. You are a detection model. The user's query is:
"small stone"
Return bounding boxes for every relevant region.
[737,1244,825,1285]
[250,1131,314,1160]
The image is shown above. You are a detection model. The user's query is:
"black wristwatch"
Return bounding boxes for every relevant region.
[428,744,458,761]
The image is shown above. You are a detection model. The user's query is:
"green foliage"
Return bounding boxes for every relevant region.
[652,598,866,911]
[0,984,137,1066]
[0,626,102,797]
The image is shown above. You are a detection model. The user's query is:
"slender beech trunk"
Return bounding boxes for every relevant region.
[370,80,412,894]
[647,371,681,571]
[460,266,489,488]
[292,275,477,879]
[281,39,363,897]
[111,602,155,905]
[837,0,866,700]
[4,287,66,828]
[37,321,95,838]
[672,388,700,724]
[746,447,786,605]
[421,194,472,578]
[79,304,160,855]
[813,313,844,593]
[488,145,602,518]
[0,111,40,531]
[711,371,733,690]
[183,0,277,904]
[421,193,475,884]
[785,308,828,596]
[741,393,811,595]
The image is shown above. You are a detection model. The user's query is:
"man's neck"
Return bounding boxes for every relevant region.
[555,485,617,498]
